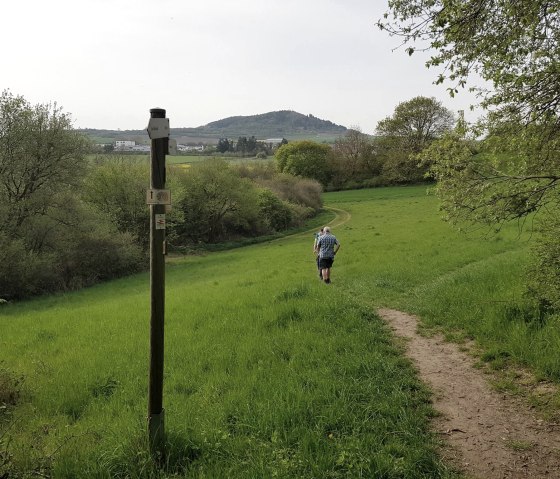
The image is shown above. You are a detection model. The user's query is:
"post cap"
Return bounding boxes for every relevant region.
[150,108,166,118]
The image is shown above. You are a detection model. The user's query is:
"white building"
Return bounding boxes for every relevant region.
[178,144,205,152]
[114,140,136,149]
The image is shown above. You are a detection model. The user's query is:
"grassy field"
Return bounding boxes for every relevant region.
[87,154,270,167]
[2,185,556,478]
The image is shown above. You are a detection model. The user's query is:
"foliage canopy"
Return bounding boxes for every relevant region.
[378,0,560,123]
[0,90,90,232]
[0,91,144,299]
[275,140,333,186]
[376,96,455,153]
[380,1,560,309]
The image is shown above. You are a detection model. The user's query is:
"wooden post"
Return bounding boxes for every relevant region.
[147,107,168,454]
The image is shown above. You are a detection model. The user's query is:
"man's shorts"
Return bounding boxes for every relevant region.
[318,257,334,269]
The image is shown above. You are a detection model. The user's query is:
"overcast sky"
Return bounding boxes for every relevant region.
[2,0,482,134]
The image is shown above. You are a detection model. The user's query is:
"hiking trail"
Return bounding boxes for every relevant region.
[378,308,560,479]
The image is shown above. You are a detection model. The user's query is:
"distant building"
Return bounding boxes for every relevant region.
[114,140,136,149]
[177,144,205,152]
[131,145,150,152]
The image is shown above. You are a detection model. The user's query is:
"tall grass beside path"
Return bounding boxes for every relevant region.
[2,184,548,477]
[0,191,457,478]
[322,187,560,396]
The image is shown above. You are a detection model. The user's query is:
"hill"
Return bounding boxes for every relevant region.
[184,110,347,139]
[81,110,348,144]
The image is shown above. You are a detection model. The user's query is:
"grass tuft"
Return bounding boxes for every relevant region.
[275,284,310,301]
[0,364,23,409]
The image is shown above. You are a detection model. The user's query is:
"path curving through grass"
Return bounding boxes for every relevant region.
[3,185,557,478]
[379,308,560,479]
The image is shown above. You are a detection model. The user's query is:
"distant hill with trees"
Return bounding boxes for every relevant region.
[80,110,348,144]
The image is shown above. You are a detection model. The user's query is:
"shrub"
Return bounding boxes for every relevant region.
[259,173,322,211]
[0,203,146,300]
[172,159,262,243]
[527,214,560,312]
[58,231,145,290]
[257,189,292,231]
[275,140,333,185]
[286,202,315,226]
[83,158,150,249]
[0,234,58,300]
[233,160,276,181]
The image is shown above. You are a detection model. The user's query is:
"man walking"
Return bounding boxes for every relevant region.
[314,226,340,284]
[313,227,324,280]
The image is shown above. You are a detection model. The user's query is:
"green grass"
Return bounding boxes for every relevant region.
[86,153,267,165]
[0,261,453,477]
[3,184,555,477]
[324,187,560,381]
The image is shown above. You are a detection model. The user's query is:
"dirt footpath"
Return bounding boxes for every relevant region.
[378,308,560,479]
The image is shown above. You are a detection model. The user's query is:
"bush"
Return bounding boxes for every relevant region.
[0,204,146,301]
[286,202,315,226]
[83,158,150,249]
[172,159,262,243]
[257,189,292,231]
[0,234,58,300]
[275,140,333,185]
[259,173,322,211]
[58,231,145,290]
[527,214,560,312]
[233,161,276,181]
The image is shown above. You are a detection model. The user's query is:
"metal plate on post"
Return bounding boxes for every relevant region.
[168,138,177,155]
[155,214,166,230]
[146,189,171,205]
[147,118,170,139]
[148,409,165,453]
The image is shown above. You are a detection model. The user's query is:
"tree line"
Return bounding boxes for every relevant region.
[275,96,455,189]
[0,91,322,301]
[0,89,462,302]
[216,136,288,156]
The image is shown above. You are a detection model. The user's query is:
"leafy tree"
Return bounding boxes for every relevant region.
[247,135,257,154]
[217,138,232,153]
[375,136,421,184]
[528,212,560,312]
[83,157,151,249]
[0,90,91,235]
[380,1,560,308]
[236,136,248,154]
[423,122,560,230]
[331,128,382,186]
[174,159,261,243]
[275,140,333,185]
[376,96,455,154]
[0,92,144,300]
[378,1,559,123]
[374,96,454,183]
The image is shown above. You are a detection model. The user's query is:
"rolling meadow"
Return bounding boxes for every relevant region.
[3,185,558,478]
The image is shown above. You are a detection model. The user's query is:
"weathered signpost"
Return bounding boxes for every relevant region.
[146,108,171,455]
